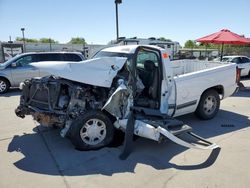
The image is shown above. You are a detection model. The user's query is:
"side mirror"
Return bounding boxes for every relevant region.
[11,62,17,67]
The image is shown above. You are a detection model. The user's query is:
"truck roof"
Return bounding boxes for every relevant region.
[101,45,163,54]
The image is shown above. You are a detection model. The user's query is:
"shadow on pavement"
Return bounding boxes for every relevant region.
[240,76,250,81]
[7,109,249,176]
[0,88,20,97]
[233,88,250,97]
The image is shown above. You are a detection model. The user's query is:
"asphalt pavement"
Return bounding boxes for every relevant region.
[0,78,249,188]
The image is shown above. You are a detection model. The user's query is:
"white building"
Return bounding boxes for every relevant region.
[109,37,181,60]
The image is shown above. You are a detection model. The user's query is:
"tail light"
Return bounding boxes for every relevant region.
[236,67,241,84]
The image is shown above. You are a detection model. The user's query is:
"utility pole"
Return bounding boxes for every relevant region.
[83,41,85,57]
[115,0,122,42]
[21,28,26,52]
[49,38,52,51]
[9,36,13,56]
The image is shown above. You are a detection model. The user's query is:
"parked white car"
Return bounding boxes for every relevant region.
[222,56,250,77]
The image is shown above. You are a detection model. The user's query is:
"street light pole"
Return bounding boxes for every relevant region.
[49,38,52,51]
[115,0,122,42]
[21,28,26,53]
[83,40,86,57]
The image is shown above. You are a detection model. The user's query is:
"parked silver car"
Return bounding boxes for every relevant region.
[0,52,85,93]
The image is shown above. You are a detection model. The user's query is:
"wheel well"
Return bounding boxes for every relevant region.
[202,85,224,98]
[102,110,117,123]
[0,76,11,87]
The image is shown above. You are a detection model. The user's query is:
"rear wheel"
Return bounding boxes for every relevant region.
[69,111,115,150]
[0,78,10,94]
[195,89,220,120]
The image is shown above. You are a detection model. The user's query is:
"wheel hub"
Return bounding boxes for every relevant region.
[80,119,106,145]
[203,96,216,115]
[0,81,7,92]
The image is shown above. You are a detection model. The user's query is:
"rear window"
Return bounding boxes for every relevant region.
[38,54,63,61]
[63,54,83,61]
[242,57,250,63]
[232,57,241,64]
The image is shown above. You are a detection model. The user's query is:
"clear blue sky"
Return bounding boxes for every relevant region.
[0,0,250,45]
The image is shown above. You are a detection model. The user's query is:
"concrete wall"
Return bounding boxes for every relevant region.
[0,42,106,62]
[25,43,105,58]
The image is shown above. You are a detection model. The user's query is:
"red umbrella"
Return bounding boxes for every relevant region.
[196,29,250,60]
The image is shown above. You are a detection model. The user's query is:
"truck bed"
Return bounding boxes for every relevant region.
[169,59,237,117]
[171,60,227,76]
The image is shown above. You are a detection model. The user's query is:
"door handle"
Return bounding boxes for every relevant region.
[162,91,168,96]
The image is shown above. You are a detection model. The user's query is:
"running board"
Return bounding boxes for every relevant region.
[157,126,219,150]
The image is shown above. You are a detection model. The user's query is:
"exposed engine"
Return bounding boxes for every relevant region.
[15,76,113,135]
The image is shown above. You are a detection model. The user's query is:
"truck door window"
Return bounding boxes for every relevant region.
[136,50,159,69]
[135,49,161,109]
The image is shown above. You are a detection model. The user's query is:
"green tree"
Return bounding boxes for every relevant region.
[15,37,58,43]
[39,38,58,43]
[198,42,218,49]
[184,40,197,48]
[158,37,172,42]
[15,37,38,43]
[68,37,87,44]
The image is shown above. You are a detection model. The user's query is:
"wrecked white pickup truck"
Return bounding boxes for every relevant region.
[15,45,238,159]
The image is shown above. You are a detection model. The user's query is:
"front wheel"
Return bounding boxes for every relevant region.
[0,78,10,94]
[69,111,115,150]
[195,89,220,120]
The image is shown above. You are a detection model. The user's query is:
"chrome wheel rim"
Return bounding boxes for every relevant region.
[203,95,217,115]
[80,118,106,145]
[0,80,7,92]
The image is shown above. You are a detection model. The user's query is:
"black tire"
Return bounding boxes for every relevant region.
[0,78,10,94]
[195,89,220,120]
[69,111,115,150]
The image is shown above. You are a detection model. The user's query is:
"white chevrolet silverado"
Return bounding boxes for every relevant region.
[15,45,238,158]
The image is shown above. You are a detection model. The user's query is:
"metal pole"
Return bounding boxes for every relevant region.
[83,42,85,57]
[115,2,119,41]
[21,28,26,53]
[9,36,13,56]
[205,44,208,60]
[49,38,52,51]
[220,43,224,61]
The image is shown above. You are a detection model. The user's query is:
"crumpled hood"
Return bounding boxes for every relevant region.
[32,57,127,88]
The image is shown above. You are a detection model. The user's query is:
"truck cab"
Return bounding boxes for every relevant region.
[93,45,174,116]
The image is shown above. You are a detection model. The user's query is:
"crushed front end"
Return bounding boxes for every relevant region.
[15,76,110,136]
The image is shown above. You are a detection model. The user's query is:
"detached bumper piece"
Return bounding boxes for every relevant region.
[119,108,219,159]
[157,126,219,150]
